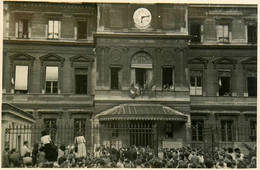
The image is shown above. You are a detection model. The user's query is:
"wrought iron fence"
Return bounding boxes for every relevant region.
[3,123,256,156]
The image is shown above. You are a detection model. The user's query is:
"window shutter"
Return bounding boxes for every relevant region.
[46,66,58,81]
[15,66,28,90]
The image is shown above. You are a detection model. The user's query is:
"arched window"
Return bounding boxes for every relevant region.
[130,52,153,89]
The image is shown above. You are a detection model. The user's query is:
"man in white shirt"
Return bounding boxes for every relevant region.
[20,141,31,157]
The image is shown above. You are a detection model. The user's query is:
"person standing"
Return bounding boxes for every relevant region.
[74,131,87,158]
[2,147,10,167]
[40,130,52,161]
[20,141,31,158]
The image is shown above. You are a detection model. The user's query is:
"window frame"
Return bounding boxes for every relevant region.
[215,19,232,44]
[162,66,174,91]
[77,20,88,40]
[246,69,257,97]
[74,118,87,137]
[189,69,203,96]
[220,120,234,142]
[14,65,29,94]
[43,118,57,141]
[9,53,35,94]
[73,14,90,41]
[217,24,230,43]
[44,13,63,40]
[165,122,174,139]
[217,68,232,97]
[249,120,256,142]
[47,19,60,40]
[17,19,29,39]
[74,67,89,95]
[191,120,204,142]
[190,22,202,43]
[110,66,122,90]
[14,12,33,39]
[45,66,59,94]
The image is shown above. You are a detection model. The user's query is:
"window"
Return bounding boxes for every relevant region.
[221,121,233,142]
[191,120,204,141]
[15,65,28,94]
[248,25,257,44]
[48,20,59,39]
[75,68,88,94]
[135,68,147,89]
[250,121,256,142]
[18,19,29,39]
[190,70,202,95]
[44,119,57,141]
[77,21,87,39]
[165,123,174,139]
[111,67,120,90]
[74,119,86,137]
[190,23,201,43]
[162,67,174,91]
[247,70,257,97]
[217,24,229,43]
[111,121,119,138]
[218,69,231,96]
[45,66,58,94]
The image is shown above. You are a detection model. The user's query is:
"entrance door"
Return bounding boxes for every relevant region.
[130,121,153,148]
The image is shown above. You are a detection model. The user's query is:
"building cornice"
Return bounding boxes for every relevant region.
[188,44,257,49]
[94,33,192,40]
[3,39,95,47]
[5,1,97,9]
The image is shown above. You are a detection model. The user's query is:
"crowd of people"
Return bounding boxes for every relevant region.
[2,130,257,168]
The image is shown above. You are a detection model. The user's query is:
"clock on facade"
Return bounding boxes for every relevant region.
[133,8,152,29]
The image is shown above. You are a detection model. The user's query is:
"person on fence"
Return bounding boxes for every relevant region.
[74,131,87,158]
[41,130,52,161]
[2,147,10,167]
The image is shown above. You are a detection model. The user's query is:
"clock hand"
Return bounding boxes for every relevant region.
[141,15,150,23]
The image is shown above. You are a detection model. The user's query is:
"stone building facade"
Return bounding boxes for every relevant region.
[2,2,257,152]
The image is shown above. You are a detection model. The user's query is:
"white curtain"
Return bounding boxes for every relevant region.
[130,68,136,85]
[46,66,58,81]
[146,69,153,88]
[15,66,28,90]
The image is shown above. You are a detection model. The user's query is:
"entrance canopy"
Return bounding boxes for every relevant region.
[96,104,188,121]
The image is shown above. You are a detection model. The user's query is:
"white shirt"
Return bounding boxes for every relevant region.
[21,145,31,157]
[41,135,51,144]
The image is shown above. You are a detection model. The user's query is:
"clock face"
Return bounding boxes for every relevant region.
[133,8,152,29]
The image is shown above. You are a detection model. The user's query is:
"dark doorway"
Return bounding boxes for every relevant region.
[248,25,257,44]
[111,67,120,90]
[190,23,201,43]
[248,77,257,97]
[219,77,230,96]
[75,75,88,94]
[135,68,146,88]
[162,68,173,89]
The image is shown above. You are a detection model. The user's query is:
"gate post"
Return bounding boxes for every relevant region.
[153,123,158,157]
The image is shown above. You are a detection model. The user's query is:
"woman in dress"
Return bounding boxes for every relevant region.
[74,131,87,158]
